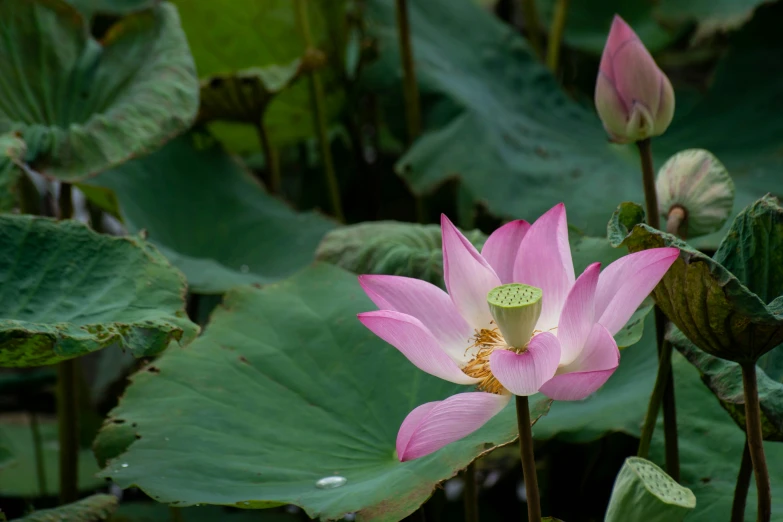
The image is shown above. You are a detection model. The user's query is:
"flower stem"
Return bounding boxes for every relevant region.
[519,0,544,61]
[294,0,345,222]
[394,0,428,223]
[395,0,421,144]
[636,139,659,229]
[29,411,47,497]
[637,337,672,459]
[515,396,542,522]
[741,362,771,522]
[636,140,680,480]
[463,461,479,522]
[169,507,185,522]
[666,206,687,237]
[545,0,569,73]
[661,370,680,481]
[56,358,79,504]
[731,438,752,522]
[58,182,74,220]
[18,173,41,215]
[56,182,79,504]
[254,120,281,194]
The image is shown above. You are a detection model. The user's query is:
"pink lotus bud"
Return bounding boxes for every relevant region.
[595,15,675,144]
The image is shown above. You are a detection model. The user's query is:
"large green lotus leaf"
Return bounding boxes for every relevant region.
[172,0,344,153]
[111,503,298,522]
[14,494,118,521]
[0,0,198,181]
[94,264,551,520]
[0,215,196,367]
[364,0,782,235]
[87,131,336,295]
[670,327,783,441]
[0,414,104,496]
[648,353,783,521]
[608,198,783,364]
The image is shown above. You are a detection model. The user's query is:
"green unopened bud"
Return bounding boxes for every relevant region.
[487,284,542,350]
[656,149,734,238]
[605,457,696,522]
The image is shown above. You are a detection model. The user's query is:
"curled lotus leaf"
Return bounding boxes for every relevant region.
[0,0,198,181]
[0,215,197,368]
[197,59,304,125]
[607,195,783,364]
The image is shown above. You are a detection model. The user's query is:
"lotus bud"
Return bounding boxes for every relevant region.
[487,284,542,350]
[656,149,735,238]
[605,457,696,522]
[595,15,675,144]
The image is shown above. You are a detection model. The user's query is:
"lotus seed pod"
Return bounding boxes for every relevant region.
[487,284,542,350]
[656,149,734,238]
[605,457,696,522]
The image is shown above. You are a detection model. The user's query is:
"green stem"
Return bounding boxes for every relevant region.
[545,0,569,72]
[636,139,659,229]
[294,0,345,222]
[29,411,47,497]
[662,370,680,481]
[18,172,41,215]
[463,461,479,522]
[520,0,544,61]
[637,338,672,459]
[636,140,680,479]
[666,206,687,238]
[255,120,281,194]
[741,363,771,522]
[395,0,422,143]
[56,359,79,504]
[58,183,74,220]
[394,0,428,223]
[169,506,185,522]
[56,182,79,504]
[731,438,752,522]
[515,396,542,522]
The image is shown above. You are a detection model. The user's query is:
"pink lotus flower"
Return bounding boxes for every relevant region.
[595,15,675,144]
[358,204,678,461]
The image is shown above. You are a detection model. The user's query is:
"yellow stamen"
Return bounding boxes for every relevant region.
[463,327,508,395]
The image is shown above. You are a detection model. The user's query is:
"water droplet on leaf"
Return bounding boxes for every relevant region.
[315,475,347,489]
